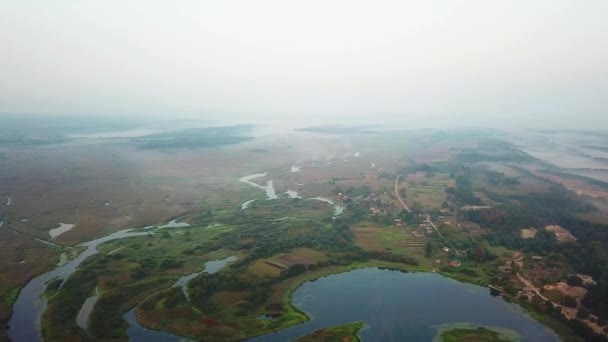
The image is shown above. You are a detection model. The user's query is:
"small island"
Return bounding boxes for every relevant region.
[296,321,364,342]
[435,324,519,342]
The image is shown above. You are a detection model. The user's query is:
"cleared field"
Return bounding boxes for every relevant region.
[248,260,283,277]
[520,228,537,239]
[403,172,452,209]
[352,224,426,255]
[247,248,328,279]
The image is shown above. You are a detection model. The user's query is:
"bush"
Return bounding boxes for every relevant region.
[563,295,577,308]
[159,258,183,270]
[577,307,590,320]
[567,275,584,287]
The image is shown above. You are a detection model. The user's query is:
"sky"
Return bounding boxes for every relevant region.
[1,1,607,129]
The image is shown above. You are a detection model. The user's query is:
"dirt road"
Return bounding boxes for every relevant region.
[394,175,411,213]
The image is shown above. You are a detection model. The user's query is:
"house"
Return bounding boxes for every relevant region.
[498,265,512,274]
[442,247,449,252]
[394,218,403,227]
[433,259,441,265]
[450,260,461,267]
[370,206,382,214]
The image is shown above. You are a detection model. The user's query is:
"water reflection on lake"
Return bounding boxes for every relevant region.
[251,268,559,342]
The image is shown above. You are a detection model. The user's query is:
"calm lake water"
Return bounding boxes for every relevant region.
[252,268,559,342]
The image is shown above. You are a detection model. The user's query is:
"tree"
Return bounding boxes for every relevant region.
[563,295,577,308]
[567,275,583,287]
[280,264,307,279]
[425,241,433,257]
[577,307,590,320]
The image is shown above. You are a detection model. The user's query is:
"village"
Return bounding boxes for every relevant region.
[326,167,608,338]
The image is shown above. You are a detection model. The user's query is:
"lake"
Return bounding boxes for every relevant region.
[251,268,559,341]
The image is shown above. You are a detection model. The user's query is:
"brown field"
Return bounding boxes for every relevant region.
[0,230,59,324]
[248,260,283,277]
[247,248,327,278]
[544,225,576,243]
[520,228,537,239]
[555,282,587,299]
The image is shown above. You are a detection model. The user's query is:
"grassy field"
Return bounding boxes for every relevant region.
[404,172,453,209]
[352,224,426,255]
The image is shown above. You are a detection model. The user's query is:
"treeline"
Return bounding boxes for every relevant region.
[447,167,483,205]
[188,218,419,315]
[132,125,254,150]
[484,170,520,186]
[462,183,608,326]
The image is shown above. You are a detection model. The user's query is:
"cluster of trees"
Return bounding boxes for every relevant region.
[523,297,607,341]
[448,167,483,205]
[454,172,608,335]
[484,170,520,186]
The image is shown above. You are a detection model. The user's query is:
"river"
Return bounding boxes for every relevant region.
[9,229,152,342]
[239,172,344,217]
[8,222,231,342]
[239,172,278,199]
[125,255,237,341]
[173,256,237,300]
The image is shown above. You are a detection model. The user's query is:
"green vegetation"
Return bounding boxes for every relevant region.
[296,321,364,341]
[17,133,608,342]
[43,278,63,299]
[437,326,516,342]
[39,196,421,341]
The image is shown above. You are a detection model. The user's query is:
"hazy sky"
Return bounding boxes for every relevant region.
[1,1,607,128]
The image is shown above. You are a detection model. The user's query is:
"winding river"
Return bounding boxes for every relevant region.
[173,256,237,300]
[239,172,278,199]
[124,256,237,342]
[12,168,551,341]
[239,172,344,217]
[9,228,161,341]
